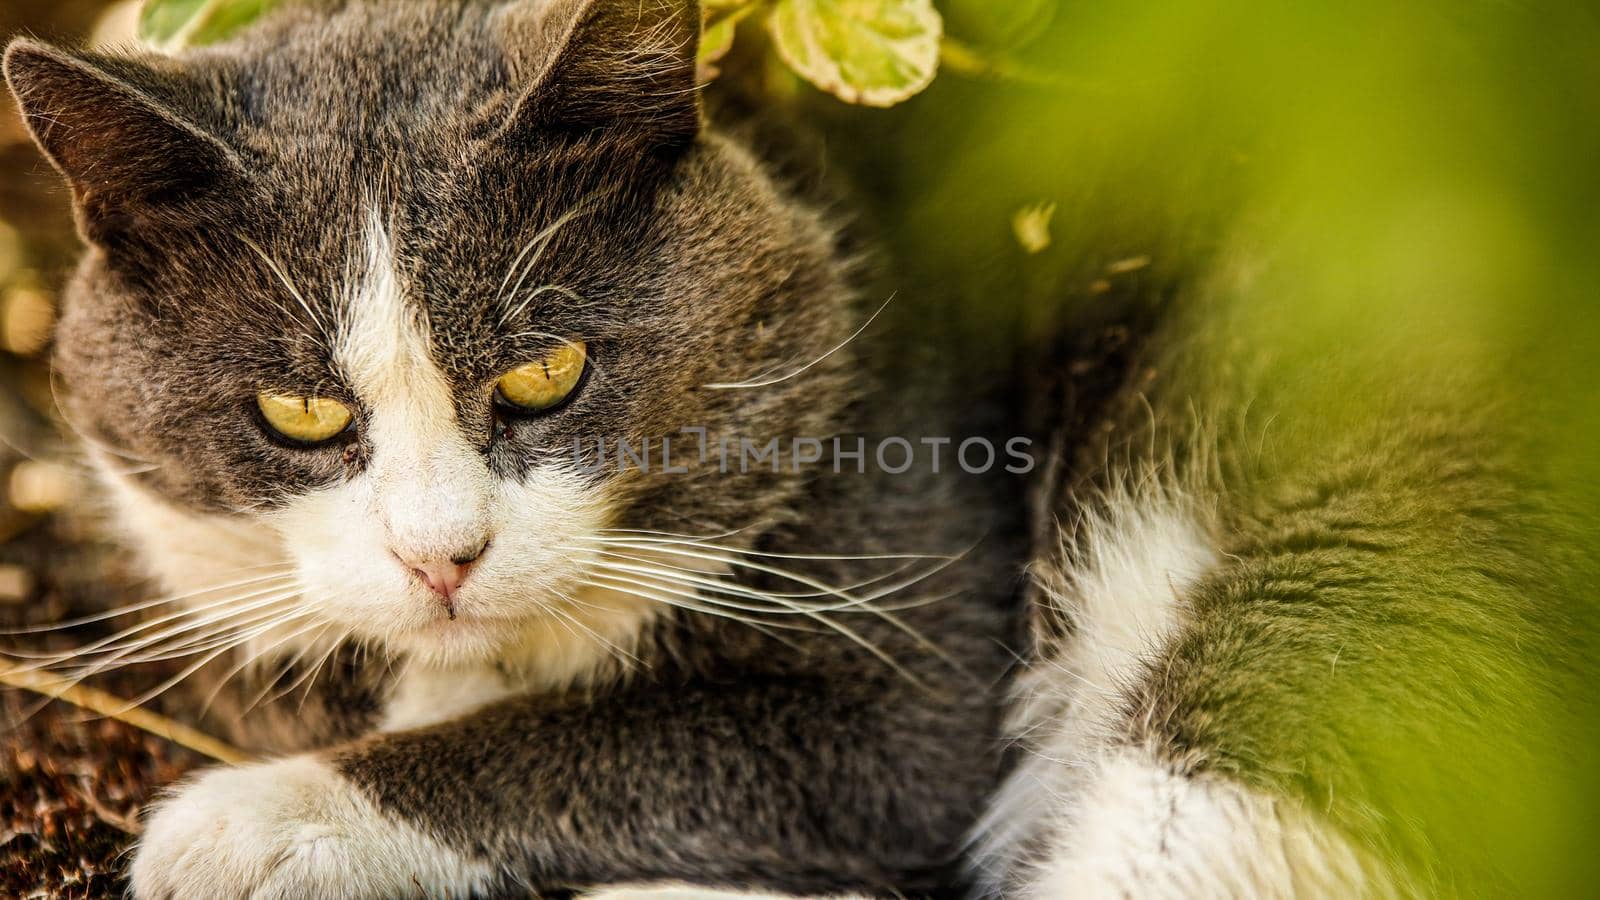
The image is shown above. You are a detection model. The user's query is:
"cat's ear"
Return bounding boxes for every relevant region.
[2,38,245,247]
[495,0,702,152]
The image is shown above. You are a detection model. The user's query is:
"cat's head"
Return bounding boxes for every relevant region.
[3,0,854,671]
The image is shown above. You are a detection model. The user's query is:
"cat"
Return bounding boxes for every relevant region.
[962,272,1598,896]
[3,0,1026,896]
[10,0,1592,898]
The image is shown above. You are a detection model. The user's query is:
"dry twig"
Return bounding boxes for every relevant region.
[0,659,251,764]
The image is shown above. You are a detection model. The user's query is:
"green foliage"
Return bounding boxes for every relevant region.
[140,0,1044,107]
[697,2,756,83]
[826,6,1600,887]
[707,0,954,106]
[765,0,942,106]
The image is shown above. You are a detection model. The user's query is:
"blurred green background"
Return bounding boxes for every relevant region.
[1,0,1597,896]
[846,4,1600,896]
[844,4,1600,896]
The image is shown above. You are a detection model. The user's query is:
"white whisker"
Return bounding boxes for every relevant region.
[199,617,330,717]
[289,627,355,713]
[583,570,818,632]
[579,575,815,647]
[591,539,958,615]
[589,552,886,614]
[1,581,301,667]
[594,528,951,563]
[11,610,315,728]
[238,621,338,717]
[496,188,618,324]
[114,614,316,714]
[590,540,965,673]
[583,569,927,689]
[44,591,306,679]
[240,235,331,341]
[584,547,918,602]
[0,566,296,635]
[703,294,894,390]
[546,589,650,671]
[500,285,587,330]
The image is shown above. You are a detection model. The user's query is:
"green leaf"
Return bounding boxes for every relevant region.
[767,0,943,107]
[698,3,757,85]
[138,0,278,51]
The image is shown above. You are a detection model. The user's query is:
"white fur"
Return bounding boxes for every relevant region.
[380,586,662,730]
[971,483,1218,888]
[334,211,496,570]
[97,456,284,598]
[130,755,497,899]
[971,483,1384,897]
[1020,748,1375,899]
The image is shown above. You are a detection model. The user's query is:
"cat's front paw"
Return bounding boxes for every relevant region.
[130,755,495,899]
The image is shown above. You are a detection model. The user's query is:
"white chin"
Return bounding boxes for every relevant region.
[383,615,518,666]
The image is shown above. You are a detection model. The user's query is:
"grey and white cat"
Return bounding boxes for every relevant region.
[5,0,1021,896]
[7,0,1591,898]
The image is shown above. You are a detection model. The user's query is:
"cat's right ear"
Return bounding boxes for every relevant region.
[493,0,702,153]
[3,38,245,249]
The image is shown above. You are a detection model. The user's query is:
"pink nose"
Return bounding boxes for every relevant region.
[397,542,488,618]
[412,561,470,600]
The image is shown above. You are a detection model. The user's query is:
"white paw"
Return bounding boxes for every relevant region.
[130,755,496,900]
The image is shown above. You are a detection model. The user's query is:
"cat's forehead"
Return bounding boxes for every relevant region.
[218,1,519,148]
[184,3,667,317]
[213,199,631,386]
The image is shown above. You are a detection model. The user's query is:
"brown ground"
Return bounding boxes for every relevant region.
[0,488,211,899]
[2,700,200,899]
[0,516,207,898]
[1,6,196,895]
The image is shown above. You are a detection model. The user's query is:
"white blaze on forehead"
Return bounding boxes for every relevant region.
[337,212,491,562]
[258,211,640,679]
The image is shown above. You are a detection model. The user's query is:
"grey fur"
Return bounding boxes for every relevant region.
[19,1,1576,896]
[986,269,1599,895]
[5,1,1021,896]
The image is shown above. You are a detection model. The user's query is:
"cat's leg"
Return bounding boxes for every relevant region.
[129,677,994,899]
[975,384,1556,899]
[131,772,870,900]
[130,755,497,899]
[988,747,1376,900]
[966,481,1400,899]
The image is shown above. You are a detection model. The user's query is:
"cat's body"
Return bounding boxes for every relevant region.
[968,278,1594,896]
[6,1,1592,898]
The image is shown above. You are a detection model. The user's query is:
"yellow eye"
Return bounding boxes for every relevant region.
[256,393,354,445]
[495,340,588,413]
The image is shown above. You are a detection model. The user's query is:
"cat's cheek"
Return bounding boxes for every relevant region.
[128,755,496,900]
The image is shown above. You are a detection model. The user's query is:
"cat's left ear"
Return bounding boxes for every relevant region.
[3,38,246,248]
[494,0,702,152]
